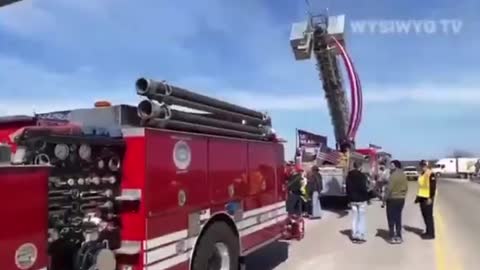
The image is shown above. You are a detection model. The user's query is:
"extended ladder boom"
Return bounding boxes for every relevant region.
[290,14,363,150]
[312,25,350,145]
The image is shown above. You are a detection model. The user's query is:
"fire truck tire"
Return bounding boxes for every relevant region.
[191,222,240,270]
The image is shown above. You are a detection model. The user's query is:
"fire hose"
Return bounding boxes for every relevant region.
[330,36,363,144]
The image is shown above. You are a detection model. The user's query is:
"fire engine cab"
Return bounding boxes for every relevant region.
[0,77,303,270]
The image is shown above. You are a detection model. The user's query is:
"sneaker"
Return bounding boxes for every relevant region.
[396,237,404,244]
[388,237,396,244]
[351,236,359,243]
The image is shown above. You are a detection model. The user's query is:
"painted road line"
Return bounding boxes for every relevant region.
[435,207,463,270]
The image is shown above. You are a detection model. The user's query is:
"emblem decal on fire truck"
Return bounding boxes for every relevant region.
[173,140,191,170]
[15,243,37,270]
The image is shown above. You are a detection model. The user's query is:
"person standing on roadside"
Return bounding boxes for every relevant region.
[346,161,370,243]
[475,159,480,178]
[415,160,437,240]
[307,165,323,219]
[300,171,310,217]
[378,164,390,208]
[384,160,408,244]
[286,164,304,216]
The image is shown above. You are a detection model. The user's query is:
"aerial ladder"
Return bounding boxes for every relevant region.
[289,12,367,185]
[0,0,22,8]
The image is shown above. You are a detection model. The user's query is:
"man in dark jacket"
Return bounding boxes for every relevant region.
[346,161,370,243]
[307,165,323,219]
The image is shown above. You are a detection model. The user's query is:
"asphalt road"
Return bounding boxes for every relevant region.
[246,179,480,270]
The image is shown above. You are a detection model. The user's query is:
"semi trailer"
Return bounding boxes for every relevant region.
[432,157,480,178]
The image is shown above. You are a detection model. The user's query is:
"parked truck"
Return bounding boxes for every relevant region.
[0,77,302,270]
[432,157,480,178]
[318,150,376,198]
[294,129,372,198]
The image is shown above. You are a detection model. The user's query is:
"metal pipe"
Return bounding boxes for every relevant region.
[78,201,114,214]
[48,204,63,211]
[49,177,76,188]
[86,176,101,185]
[101,176,117,184]
[138,96,270,127]
[138,100,271,135]
[49,189,79,200]
[79,201,113,213]
[136,78,270,121]
[146,119,271,141]
[79,189,113,200]
[138,99,165,119]
[48,203,78,211]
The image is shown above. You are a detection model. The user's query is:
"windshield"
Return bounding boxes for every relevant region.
[404,167,417,171]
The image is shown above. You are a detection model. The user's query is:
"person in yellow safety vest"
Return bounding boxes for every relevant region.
[300,171,309,216]
[414,159,437,239]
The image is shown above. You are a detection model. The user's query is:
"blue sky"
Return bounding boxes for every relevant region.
[1,0,479,160]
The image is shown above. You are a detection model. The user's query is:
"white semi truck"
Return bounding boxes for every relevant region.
[432,158,480,178]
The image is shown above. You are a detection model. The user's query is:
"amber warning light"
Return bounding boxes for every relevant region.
[94,101,112,107]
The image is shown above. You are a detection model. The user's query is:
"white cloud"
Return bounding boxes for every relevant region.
[365,86,480,104]
[1,52,480,117]
[1,1,480,116]
[0,0,57,37]
[0,54,325,116]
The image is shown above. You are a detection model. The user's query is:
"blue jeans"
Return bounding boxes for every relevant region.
[351,201,367,240]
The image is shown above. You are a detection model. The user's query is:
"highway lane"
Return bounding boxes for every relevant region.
[246,180,480,270]
[434,179,480,270]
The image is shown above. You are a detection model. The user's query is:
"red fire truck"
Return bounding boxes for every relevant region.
[0,77,303,270]
[356,147,392,180]
[0,165,50,270]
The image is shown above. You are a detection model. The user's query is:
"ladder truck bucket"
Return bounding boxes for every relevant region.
[290,21,313,61]
[326,15,347,55]
[0,0,23,8]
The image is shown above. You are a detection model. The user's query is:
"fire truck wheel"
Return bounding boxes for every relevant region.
[191,222,239,270]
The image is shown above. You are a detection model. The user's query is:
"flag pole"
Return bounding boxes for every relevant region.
[294,128,298,161]
[295,128,298,149]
